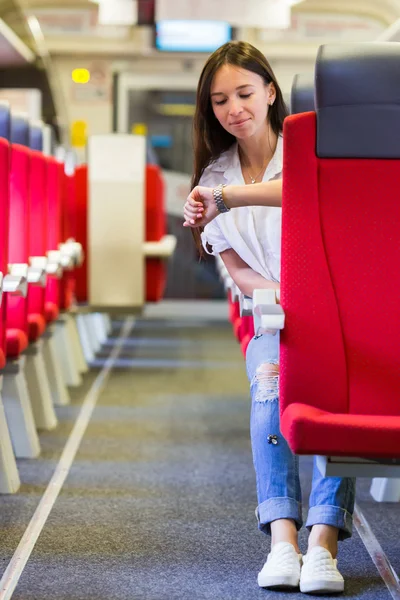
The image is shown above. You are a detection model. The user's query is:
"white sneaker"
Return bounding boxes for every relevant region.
[300,546,345,594]
[258,541,302,589]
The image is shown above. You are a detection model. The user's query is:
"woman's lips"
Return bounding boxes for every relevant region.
[231,118,250,127]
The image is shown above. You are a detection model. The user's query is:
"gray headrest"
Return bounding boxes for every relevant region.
[316,42,400,158]
[290,74,315,115]
[11,113,30,147]
[29,123,43,151]
[0,102,10,141]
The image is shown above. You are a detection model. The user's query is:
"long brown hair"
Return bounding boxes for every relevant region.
[191,40,288,254]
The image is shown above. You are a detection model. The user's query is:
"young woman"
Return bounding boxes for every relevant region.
[184,41,355,594]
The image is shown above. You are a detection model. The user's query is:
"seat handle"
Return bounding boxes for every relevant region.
[46,251,63,278]
[253,288,285,336]
[239,294,253,317]
[3,267,28,297]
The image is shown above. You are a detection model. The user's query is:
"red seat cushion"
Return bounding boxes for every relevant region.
[281,404,400,459]
[0,348,6,370]
[6,329,29,359]
[45,302,59,324]
[28,313,46,342]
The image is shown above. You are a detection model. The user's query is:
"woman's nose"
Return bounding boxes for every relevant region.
[228,100,243,116]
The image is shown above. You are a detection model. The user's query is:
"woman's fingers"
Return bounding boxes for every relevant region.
[183,200,204,225]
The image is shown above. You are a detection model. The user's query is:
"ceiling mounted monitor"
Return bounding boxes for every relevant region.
[155,20,232,52]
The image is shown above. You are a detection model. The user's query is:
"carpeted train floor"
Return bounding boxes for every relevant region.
[0,313,397,599]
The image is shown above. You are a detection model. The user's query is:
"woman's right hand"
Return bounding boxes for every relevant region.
[183,186,218,228]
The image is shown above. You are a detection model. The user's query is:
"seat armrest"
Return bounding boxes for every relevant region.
[253,288,285,336]
[46,251,63,278]
[143,235,177,258]
[3,270,27,297]
[239,294,253,316]
[59,239,85,268]
[28,257,47,287]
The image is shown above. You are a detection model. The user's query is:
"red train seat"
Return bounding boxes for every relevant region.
[145,164,167,302]
[45,158,64,323]
[0,135,9,369]
[74,165,88,304]
[6,143,31,358]
[28,150,49,342]
[280,43,400,459]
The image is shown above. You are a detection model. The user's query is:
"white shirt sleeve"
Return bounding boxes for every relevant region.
[198,167,231,256]
[201,219,231,256]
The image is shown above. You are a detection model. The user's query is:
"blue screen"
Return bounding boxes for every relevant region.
[156,20,231,52]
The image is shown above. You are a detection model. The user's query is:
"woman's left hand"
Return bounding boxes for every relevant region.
[183,186,218,228]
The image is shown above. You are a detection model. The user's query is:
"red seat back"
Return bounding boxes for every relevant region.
[7,144,30,340]
[145,164,166,302]
[74,164,88,304]
[45,157,63,322]
[28,150,48,322]
[0,137,9,367]
[59,171,77,311]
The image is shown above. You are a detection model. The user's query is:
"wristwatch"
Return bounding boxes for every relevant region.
[213,183,230,214]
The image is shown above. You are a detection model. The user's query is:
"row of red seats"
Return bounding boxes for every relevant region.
[0,111,79,370]
[227,291,254,357]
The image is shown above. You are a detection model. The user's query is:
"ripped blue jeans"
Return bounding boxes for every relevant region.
[246,332,356,541]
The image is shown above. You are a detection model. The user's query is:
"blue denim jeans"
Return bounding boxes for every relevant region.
[246,332,356,541]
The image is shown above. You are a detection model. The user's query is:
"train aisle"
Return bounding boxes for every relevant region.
[0,306,398,599]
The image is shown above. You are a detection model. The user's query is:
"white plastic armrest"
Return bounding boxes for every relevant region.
[143,235,177,258]
[46,250,63,278]
[239,293,253,317]
[253,288,285,336]
[60,239,85,268]
[28,257,47,286]
[71,240,84,266]
[3,266,27,297]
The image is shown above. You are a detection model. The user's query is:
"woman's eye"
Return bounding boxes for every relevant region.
[240,93,252,99]
[214,99,226,106]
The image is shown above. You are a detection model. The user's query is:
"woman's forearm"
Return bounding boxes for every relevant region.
[224,179,282,209]
[231,267,280,299]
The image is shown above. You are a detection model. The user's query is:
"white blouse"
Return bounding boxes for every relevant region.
[200,135,283,283]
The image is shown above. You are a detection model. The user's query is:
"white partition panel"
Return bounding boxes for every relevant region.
[88,134,146,309]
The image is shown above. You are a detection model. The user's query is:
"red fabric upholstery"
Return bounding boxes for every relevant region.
[145,164,167,302]
[0,348,6,370]
[146,260,167,303]
[280,111,400,458]
[0,138,10,365]
[7,144,30,344]
[228,295,240,325]
[240,317,255,356]
[74,165,88,303]
[59,172,77,311]
[28,313,46,342]
[28,151,48,328]
[6,329,28,359]
[45,158,63,316]
[45,301,59,324]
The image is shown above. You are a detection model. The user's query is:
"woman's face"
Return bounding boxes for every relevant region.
[210,64,275,140]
